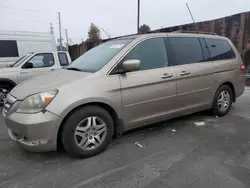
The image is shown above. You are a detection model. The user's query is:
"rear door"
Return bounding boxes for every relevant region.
[118,37,177,127]
[166,37,214,112]
[18,53,56,83]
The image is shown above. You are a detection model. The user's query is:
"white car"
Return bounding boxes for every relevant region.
[0,51,71,105]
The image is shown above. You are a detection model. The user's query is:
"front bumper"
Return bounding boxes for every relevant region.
[4,109,63,152]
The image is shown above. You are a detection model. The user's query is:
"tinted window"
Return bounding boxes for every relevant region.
[22,53,54,69]
[0,40,19,57]
[123,38,168,71]
[168,37,204,65]
[58,53,69,66]
[205,38,236,61]
[67,39,132,73]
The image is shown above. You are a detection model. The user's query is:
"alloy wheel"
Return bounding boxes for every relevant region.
[74,116,107,151]
[217,90,231,112]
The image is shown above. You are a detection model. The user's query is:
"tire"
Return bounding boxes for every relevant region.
[0,84,12,106]
[61,106,114,158]
[212,85,233,117]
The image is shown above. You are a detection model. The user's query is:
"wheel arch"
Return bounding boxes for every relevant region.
[57,101,123,151]
[0,78,17,88]
[218,81,236,102]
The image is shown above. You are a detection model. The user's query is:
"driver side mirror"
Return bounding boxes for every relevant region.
[122,59,140,73]
[23,62,33,69]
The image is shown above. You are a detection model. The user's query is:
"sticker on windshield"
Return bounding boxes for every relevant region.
[109,44,125,49]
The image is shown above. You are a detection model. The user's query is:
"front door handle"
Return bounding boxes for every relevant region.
[161,73,173,79]
[180,71,190,76]
[20,72,28,74]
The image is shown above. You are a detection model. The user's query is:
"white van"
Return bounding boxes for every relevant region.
[0,30,57,68]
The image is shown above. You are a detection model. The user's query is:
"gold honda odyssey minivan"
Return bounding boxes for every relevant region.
[3,32,245,158]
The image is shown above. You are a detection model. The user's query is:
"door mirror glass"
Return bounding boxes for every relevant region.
[123,59,140,72]
[23,62,33,69]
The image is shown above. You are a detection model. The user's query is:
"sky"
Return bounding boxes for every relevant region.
[1,0,250,45]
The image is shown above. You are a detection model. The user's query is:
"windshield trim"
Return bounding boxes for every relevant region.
[12,52,34,67]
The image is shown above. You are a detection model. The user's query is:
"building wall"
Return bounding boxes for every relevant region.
[154,11,250,55]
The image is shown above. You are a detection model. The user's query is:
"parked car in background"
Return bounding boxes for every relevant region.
[0,30,57,68]
[3,32,245,158]
[245,65,250,78]
[0,51,71,105]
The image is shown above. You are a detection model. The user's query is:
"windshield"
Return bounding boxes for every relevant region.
[66,39,132,73]
[11,53,34,67]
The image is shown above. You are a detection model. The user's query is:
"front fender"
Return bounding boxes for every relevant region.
[59,97,123,119]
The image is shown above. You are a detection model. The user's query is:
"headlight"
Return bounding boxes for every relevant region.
[16,90,58,114]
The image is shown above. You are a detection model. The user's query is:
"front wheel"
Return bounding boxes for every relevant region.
[212,85,233,117]
[61,106,114,158]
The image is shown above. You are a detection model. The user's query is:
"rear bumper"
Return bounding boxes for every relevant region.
[235,81,245,99]
[234,73,245,99]
[4,110,63,152]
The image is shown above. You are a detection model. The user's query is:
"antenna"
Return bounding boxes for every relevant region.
[186,3,195,23]
[101,28,111,39]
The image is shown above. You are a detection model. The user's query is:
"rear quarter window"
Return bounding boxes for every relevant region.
[205,38,236,61]
[58,52,69,66]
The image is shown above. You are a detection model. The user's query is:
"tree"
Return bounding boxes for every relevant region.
[87,23,101,42]
[139,24,151,34]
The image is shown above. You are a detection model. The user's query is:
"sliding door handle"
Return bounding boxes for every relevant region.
[161,73,173,79]
[180,71,190,76]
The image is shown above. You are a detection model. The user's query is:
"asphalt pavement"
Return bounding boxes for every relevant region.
[0,88,250,188]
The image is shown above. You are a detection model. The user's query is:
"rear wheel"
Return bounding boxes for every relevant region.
[61,106,114,158]
[212,85,233,116]
[0,84,12,106]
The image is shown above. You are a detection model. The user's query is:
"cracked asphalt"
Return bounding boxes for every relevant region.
[0,87,250,188]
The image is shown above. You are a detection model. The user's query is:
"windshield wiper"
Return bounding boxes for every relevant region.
[65,67,83,72]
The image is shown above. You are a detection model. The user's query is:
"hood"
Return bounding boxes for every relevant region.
[11,69,92,100]
[0,67,17,73]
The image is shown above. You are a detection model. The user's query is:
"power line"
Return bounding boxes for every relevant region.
[1,12,57,21]
[0,17,58,24]
[1,5,53,13]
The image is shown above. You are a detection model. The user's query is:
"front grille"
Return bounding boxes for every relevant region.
[3,94,17,114]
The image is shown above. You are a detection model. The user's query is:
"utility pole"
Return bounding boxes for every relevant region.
[49,23,54,35]
[58,12,62,51]
[65,29,69,51]
[137,0,140,34]
[186,3,195,23]
[70,38,74,45]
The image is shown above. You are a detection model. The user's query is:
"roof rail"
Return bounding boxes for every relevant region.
[171,30,217,35]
